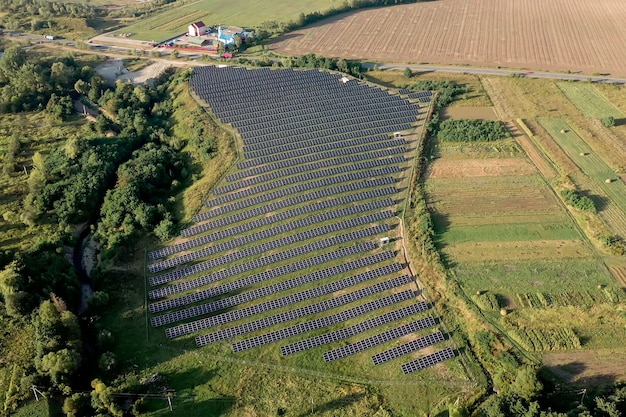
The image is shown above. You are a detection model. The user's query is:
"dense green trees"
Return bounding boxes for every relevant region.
[437,119,510,142]
[0,47,99,113]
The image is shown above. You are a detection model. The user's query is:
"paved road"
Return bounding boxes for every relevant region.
[365,63,626,84]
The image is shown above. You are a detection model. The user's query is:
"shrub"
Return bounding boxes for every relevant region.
[560,189,597,213]
[602,116,616,127]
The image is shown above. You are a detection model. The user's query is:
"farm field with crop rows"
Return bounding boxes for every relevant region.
[556,83,625,120]
[271,0,626,76]
[539,118,626,238]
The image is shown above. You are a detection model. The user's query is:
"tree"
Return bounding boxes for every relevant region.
[233,34,243,49]
[170,49,179,59]
[74,79,89,95]
[403,67,413,78]
[154,216,175,241]
[91,379,123,417]
[603,116,616,127]
[87,291,109,313]
[511,366,543,400]
[98,352,118,374]
[39,348,81,386]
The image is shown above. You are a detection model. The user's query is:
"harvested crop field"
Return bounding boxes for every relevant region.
[440,106,498,121]
[543,350,626,384]
[271,0,626,76]
[424,158,536,179]
[443,239,589,262]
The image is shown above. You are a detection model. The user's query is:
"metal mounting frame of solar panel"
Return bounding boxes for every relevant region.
[401,347,456,374]
[372,331,445,365]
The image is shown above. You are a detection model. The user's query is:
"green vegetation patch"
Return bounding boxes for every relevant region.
[556,82,624,119]
[437,119,510,143]
[510,328,581,351]
[436,222,580,244]
[454,259,611,295]
[561,189,597,213]
[539,118,626,212]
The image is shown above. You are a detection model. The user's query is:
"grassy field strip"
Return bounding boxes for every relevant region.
[556,83,624,119]
[442,239,590,262]
[122,0,338,40]
[434,212,570,228]
[455,259,610,294]
[509,120,558,179]
[539,118,626,236]
[439,223,580,243]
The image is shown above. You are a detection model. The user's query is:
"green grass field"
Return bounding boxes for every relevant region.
[121,0,339,41]
[538,118,626,214]
[437,222,580,244]
[556,82,624,119]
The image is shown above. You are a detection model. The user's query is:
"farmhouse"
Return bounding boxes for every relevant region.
[188,21,206,37]
[217,25,252,45]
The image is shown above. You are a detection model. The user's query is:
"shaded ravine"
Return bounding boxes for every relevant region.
[73,225,94,315]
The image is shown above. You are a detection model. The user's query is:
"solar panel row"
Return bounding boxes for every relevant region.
[281,302,429,356]
[149,200,392,272]
[226,147,403,183]
[149,224,388,298]
[206,163,399,208]
[238,138,406,170]
[401,348,456,374]
[180,186,395,243]
[322,317,436,362]
[216,155,403,196]
[205,167,398,210]
[229,287,416,352]
[372,331,445,365]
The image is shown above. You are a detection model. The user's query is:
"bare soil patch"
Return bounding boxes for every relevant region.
[96,58,173,85]
[543,350,626,384]
[271,0,626,76]
[440,106,498,121]
[443,239,590,262]
[424,158,535,179]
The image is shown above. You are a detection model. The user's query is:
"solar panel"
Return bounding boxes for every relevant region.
[372,331,445,365]
[401,348,456,374]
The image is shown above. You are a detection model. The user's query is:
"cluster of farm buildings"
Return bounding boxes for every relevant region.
[175,21,252,51]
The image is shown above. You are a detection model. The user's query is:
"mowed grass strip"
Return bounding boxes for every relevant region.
[556,82,624,119]
[454,259,610,295]
[438,222,580,244]
[124,0,338,41]
[442,239,591,263]
[539,118,626,213]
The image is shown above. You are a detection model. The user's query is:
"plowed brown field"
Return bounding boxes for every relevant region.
[271,0,626,75]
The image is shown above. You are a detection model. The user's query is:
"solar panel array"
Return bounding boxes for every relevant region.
[143,67,453,375]
[229,288,415,352]
[401,348,456,374]
[372,331,445,365]
[281,302,429,356]
[174,187,395,245]
[322,317,436,362]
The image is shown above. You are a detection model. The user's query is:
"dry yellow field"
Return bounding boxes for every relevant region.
[272,0,626,76]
